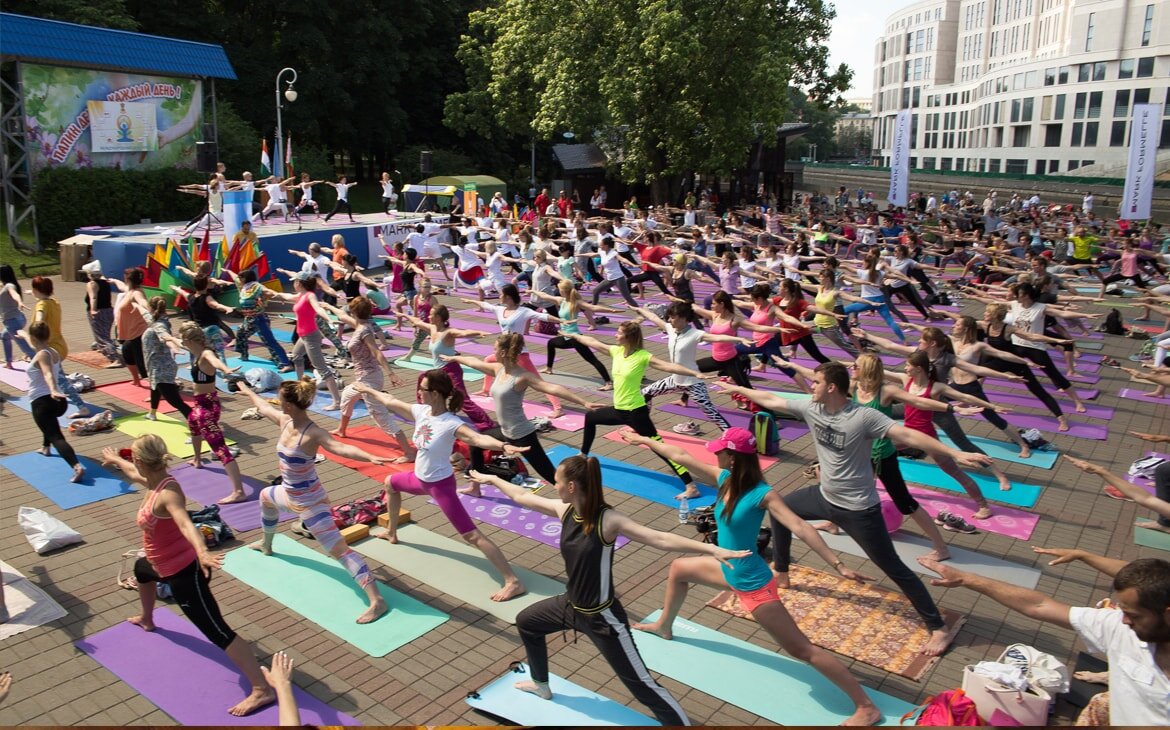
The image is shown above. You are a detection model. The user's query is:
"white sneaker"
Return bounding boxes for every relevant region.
[144,412,157,421]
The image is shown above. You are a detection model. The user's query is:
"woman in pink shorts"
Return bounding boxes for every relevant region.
[624,427,884,727]
[354,369,530,602]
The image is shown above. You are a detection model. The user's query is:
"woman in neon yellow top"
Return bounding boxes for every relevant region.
[569,321,704,498]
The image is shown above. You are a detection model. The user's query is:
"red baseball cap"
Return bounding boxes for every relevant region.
[705,427,757,455]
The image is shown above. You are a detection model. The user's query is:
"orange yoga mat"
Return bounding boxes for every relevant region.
[321,424,416,483]
[95,380,194,414]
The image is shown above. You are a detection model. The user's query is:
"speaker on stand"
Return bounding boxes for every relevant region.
[419,150,433,175]
[195,142,219,175]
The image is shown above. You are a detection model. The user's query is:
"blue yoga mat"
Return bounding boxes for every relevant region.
[634,612,915,725]
[5,396,109,427]
[0,452,135,509]
[938,435,1058,469]
[467,663,660,726]
[897,458,1043,508]
[546,445,716,509]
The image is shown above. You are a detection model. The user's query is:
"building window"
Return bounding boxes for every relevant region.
[1135,88,1151,105]
[1044,68,1055,85]
[1011,99,1021,122]
[989,159,1001,173]
[1142,4,1154,46]
[1078,64,1091,83]
[1034,160,1046,175]
[1088,91,1102,118]
[1137,57,1155,77]
[1025,70,1038,87]
[922,157,936,170]
[1074,92,1087,119]
[1044,124,1062,146]
[1041,95,1053,120]
[1049,160,1060,173]
[1012,126,1030,146]
[1119,59,1135,79]
[1110,120,1127,146]
[1068,159,1081,170]
[1054,94,1066,118]
[1058,66,1070,84]
[1071,122,1083,146]
[1022,97,1034,122]
[1082,160,1095,168]
[1162,119,1170,147]
[1085,12,1095,51]
[1093,62,1107,81]
[1084,122,1099,146]
[1115,89,1131,117]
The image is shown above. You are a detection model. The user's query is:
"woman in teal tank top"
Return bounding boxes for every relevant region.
[533,280,620,388]
[622,427,883,726]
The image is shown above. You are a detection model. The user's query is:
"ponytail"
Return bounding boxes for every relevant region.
[559,455,609,534]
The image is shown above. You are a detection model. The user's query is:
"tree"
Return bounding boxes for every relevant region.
[446,0,850,202]
[1,0,138,30]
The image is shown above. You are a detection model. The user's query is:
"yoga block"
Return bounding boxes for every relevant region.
[1134,525,1170,552]
[377,508,412,528]
[341,524,369,544]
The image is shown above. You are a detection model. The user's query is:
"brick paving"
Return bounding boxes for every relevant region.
[0,270,1166,726]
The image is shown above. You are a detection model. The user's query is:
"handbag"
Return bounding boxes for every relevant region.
[961,665,1050,726]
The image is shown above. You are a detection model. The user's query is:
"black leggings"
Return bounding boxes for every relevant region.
[324,199,353,221]
[134,557,237,650]
[949,379,1010,432]
[31,395,78,467]
[696,355,752,388]
[887,284,932,318]
[546,336,611,382]
[626,269,672,297]
[469,428,557,484]
[120,336,146,373]
[151,382,193,418]
[1015,345,1073,391]
[583,405,692,486]
[983,356,1064,417]
[876,452,919,515]
[785,333,830,363]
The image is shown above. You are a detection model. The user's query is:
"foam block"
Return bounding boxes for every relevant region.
[377,508,412,527]
[341,524,369,544]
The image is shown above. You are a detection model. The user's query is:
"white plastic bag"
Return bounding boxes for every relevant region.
[998,643,1070,695]
[18,506,83,554]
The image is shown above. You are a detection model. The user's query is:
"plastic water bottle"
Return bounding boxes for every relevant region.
[678,496,690,524]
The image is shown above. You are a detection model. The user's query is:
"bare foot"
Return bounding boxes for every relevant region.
[355,598,388,624]
[921,548,951,562]
[190,457,203,469]
[248,541,274,556]
[668,398,687,407]
[1074,670,1109,685]
[547,409,563,419]
[631,620,673,640]
[218,491,247,504]
[37,447,50,456]
[1058,416,1071,432]
[972,506,993,520]
[70,464,86,483]
[227,687,277,717]
[128,614,156,631]
[322,402,340,412]
[376,531,399,544]
[842,704,883,726]
[514,679,552,700]
[491,580,526,602]
[811,520,841,535]
[540,367,553,374]
[1018,445,1032,459]
[1136,519,1170,535]
[997,478,1012,492]
[675,487,701,500]
[459,484,483,497]
[773,570,791,589]
[598,382,613,391]
[1075,403,1086,413]
[921,626,955,656]
[330,429,346,438]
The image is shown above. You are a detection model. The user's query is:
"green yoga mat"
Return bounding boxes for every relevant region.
[391,355,484,381]
[938,435,1058,469]
[1134,524,1170,552]
[634,612,915,725]
[113,413,235,459]
[897,458,1042,508]
[1077,341,1104,351]
[223,534,447,657]
[351,525,564,624]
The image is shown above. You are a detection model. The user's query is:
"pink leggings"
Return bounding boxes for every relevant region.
[188,392,234,465]
[481,352,561,410]
[387,472,475,534]
[415,363,496,431]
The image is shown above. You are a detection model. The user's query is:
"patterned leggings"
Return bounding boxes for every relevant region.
[260,482,373,588]
[88,307,120,362]
[236,313,291,366]
[187,392,234,465]
[642,376,730,430]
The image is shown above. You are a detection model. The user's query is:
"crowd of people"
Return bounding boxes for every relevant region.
[2,179,1168,726]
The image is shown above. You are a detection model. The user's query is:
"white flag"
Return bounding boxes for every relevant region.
[1120,103,1157,220]
[888,109,911,208]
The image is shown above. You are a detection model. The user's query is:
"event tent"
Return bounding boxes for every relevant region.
[402,175,506,212]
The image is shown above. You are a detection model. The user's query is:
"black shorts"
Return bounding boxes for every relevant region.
[134,557,237,649]
[120,336,146,372]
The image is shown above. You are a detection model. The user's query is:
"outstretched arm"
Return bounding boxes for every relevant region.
[469,471,567,518]
[887,424,993,470]
[1031,546,1129,578]
[920,559,1072,629]
[1064,455,1170,519]
[236,382,285,424]
[716,381,794,415]
[618,431,721,484]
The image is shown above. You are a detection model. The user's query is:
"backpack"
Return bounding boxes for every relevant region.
[535,319,559,336]
[1098,308,1125,335]
[245,367,283,392]
[902,688,983,726]
[69,410,114,435]
[751,411,780,456]
[330,489,388,529]
[188,504,234,547]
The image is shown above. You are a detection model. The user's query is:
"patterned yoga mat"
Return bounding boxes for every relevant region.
[705,564,966,680]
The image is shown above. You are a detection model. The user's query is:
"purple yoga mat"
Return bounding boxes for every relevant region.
[75,607,358,726]
[655,402,810,440]
[996,412,1108,440]
[985,378,1100,398]
[973,390,1115,421]
[1119,388,1170,406]
[438,484,629,550]
[170,463,293,532]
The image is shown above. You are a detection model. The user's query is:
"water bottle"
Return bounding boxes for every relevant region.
[678,496,690,524]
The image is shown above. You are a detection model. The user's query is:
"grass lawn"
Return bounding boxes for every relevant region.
[0,217,59,276]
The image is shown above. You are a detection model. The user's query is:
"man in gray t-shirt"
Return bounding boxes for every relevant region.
[723,363,991,657]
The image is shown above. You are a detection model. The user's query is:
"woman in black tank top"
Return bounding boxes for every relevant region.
[469,455,746,726]
[175,275,234,357]
[84,268,121,363]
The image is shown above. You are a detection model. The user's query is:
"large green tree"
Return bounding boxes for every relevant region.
[446,0,851,201]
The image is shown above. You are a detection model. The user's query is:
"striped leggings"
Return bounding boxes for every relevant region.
[260,482,373,589]
[642,376,730,430]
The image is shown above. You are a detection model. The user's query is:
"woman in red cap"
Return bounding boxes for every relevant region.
[623,427,883,726]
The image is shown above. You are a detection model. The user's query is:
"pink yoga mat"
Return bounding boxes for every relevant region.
[1118,388,1170,406]
[885,483,1040,541]
[602,427,782,469]
[0,361,30,390]
[468,394,586,432]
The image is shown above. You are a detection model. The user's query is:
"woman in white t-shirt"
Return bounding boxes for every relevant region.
[379,172,397,215]
[589,236,640,307]
[356,370,529,602]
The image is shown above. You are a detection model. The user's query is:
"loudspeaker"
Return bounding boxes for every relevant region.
[195,142,219,174]
[419,150,433,175]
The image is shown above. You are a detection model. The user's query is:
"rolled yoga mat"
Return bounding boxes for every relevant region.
[75,607,359,725]
[222,534,448,657]
[0,452,134,510]
[442,484,630,551]
[545,444,717,509]
[896,458,1043,508]
[170,462,294,532]
[467,662,659,726]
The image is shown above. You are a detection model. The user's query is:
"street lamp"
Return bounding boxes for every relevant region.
[274,67,298,178]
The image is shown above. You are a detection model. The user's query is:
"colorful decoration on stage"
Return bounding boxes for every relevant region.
[140,230,281,309]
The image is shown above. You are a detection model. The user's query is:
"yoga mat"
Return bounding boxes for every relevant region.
[984,379,1098,401]
[939,434,1058,469]
[4,395,109,427]
[351,525,565,624]
[466,663,659,726]
[1134,524,1170,552]
[247,326,294,343]
[0,560,67,641]
[75,607,359,725]
[655,402,811,441]
[602,427,781,469]
[542,370,609,393]
[0,361,30,390]
[897,458,1042,508]
[468,394,586,432]
[222,534,447,656]
[392,353,484,380]
[306,390,370,420]
[819,530,1042,589]
[1066,652,1109,708]
[320,424,415,482]
[704,564,967,680]
[96,379,190,413]
[1118,388,1170,405]
[897,483,1039,541]
[442,484,630,551]
[634,611,916,725]
[996,412,1108,441]
[0,452,134,509]
[67,349,120,368]
[170,462,294,532]
[114,412,236,459]
[1075,340,1104,351]
[546,444,717,509]
[973,390,1114,421]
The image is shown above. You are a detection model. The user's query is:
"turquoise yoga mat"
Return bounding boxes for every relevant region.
[222,534,447,657]
[391,354,484,381]
[938,435,1058,469]
[897,458,1043,508]
[467,663,660,726]
[634,612,915,725]
[1134,524,1170,552]
[545,445,716,509]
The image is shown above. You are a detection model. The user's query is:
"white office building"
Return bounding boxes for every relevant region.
[871,0,1169,177]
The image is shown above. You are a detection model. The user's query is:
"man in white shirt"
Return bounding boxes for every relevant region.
[922,556,1170,726]
[291,241,332,282]
[1083,192,1095,214]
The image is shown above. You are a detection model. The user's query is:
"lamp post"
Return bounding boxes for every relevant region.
[273,67,298,178]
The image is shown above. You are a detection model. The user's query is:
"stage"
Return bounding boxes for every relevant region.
[78,211,451,282]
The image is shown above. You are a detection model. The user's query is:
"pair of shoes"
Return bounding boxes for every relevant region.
[1101,356,1121,366]
[1104,484,1134,501]
[672,421,701,435]
[934,511,977,534]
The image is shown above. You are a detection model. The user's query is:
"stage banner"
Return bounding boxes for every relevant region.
[1120,103,1157,221]
[888,109,911,208]
[22,63,202,170]
[366,216,451,270]
[464,182,479,217]
[222,190,252,238]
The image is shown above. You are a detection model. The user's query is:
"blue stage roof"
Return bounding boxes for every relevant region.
[0,13,236,80]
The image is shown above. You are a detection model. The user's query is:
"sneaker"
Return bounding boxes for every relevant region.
[940,513,978,534]
[144,412,157,421]
[933,510,953,526]
[1104,484,1134,501]
[672,421,701,435]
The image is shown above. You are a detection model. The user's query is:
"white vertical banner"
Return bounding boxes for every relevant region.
[1121,103,1157,220]
[888,109,911,207]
